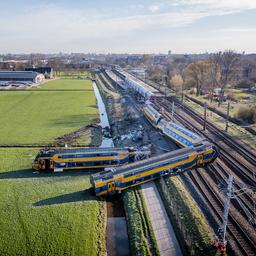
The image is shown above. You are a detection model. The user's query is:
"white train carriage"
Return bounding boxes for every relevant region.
[116,69,159,100]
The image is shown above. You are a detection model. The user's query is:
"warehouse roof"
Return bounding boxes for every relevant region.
[0,71,40,79]
[25,67,53,74]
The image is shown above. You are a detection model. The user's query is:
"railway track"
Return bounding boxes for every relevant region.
[154,98,256,255]
[170,98,256,165]
[174,109,256,187]
[189,169,256,256]
[208,160,256,221]
[156,99,256,188]
[105,69,256,255]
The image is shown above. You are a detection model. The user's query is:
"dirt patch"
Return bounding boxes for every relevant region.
[55,124,102,147]
[107,195,125,217]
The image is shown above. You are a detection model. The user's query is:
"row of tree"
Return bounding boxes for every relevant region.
[170,50,241,105]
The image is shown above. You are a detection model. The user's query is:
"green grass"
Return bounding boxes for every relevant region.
[0,148,106,256]
[40,79,93,90]
[0,79,99,145]
[55,71,91,79]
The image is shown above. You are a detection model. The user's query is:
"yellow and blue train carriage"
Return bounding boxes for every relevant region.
[158,119,202,147]
[32,147,149,171]
[143,103,204,147]
[91,142,218,196]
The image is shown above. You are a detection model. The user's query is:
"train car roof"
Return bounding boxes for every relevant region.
[92,147,195,181]
[118,69,159,94]
[113,146,195,175]
[41,147,130,156]
[92,143,214,182]
[159,119,203,144]
[91,147,195,182]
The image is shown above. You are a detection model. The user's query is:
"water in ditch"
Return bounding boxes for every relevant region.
[92,81,129,255]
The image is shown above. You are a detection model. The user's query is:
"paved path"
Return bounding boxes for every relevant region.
[141,181,183,256]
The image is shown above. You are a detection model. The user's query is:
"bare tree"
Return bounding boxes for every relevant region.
[208,54,221,102]
[184,61,210,96]
[212,50,241,106]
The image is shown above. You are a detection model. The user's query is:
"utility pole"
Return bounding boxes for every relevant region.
[172,101,175,118]
[214,175,233,253]
[181,83,184,106]
[225,102,230,132]
[203,102,207,131]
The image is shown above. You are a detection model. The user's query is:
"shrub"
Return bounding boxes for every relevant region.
[123,188,160,256]
[235,105,256,124]
[227,92,238,102]
[188,88,197,95]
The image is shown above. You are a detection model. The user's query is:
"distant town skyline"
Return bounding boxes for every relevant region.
[1,0,256,54]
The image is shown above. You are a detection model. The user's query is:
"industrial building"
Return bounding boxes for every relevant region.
[25,67,53,78]
[0,71,45,83]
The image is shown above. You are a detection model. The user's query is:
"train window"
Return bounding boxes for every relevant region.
[125,181,133,187]
[58,156,62,159]
[62,154,74,159]
[76,154,85,158]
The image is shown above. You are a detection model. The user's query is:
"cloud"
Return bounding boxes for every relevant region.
[148,5,160,13]
[218,27,256,34]
[0,1,256,53]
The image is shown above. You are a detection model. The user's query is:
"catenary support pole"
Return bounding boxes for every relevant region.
[203,102,207,130]
[225,102,230,132]
[172,101,175,118]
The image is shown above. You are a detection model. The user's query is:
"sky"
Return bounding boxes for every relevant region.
[0,0,256,54]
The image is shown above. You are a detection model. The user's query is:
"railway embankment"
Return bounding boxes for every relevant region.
[185,95,256,136]
[157,176,216,256]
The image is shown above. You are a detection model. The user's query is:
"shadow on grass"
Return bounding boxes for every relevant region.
[33,188,98,206]
[0,168,93,179]
[52,114,98,128]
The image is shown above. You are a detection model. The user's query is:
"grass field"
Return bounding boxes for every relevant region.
[0,79,98,145]
[0,148,106,256]
[55,71,91,79]
[40,79,93,90]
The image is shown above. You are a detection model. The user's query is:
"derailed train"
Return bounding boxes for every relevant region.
[32,147,150,171]
[33,69,218,197]
[143,103,204,147]
[89,69,218,196]
[90,142,218,196]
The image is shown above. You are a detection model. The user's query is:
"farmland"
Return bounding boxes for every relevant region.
[55,71,91,80]
[0,79,98,145]
[0,148,106,256]
[0,78,106,256]
[40,79,93,90]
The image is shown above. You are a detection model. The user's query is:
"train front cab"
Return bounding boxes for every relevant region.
[32,151,53,171]
[107,181,116,195]
[195,142,219,167]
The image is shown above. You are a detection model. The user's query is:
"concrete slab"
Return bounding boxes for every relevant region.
[141,181,183,256]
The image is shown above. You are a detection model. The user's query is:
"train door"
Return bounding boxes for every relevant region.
[197,154,204,165]
[107,182,116,194]
[44,159,51,170]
